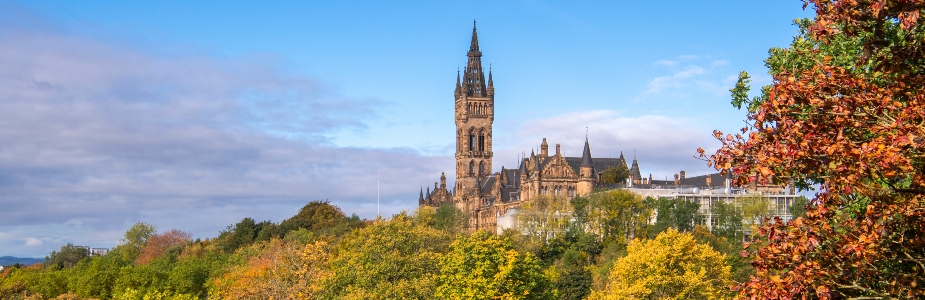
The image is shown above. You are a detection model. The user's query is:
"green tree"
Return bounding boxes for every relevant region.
[650,197,700,235]
[434,203,467,232]
[737,194,771,239]
[600,165,629,184]
[553,249,592,300]
[589,228,733,300]
[119,222,156,262]
[709,201,743,243]
[788,195,809,220]
[436,230,552,300]
[279,200,347,235]
[582,190,651,243]
[516,195,572,242]
[215,218,260,253]
[45,243,89,269]
[68,252,131,299]
[323,212,451,299]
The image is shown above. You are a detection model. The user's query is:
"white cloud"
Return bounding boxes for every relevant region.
[24,238,42,247]
[654,59,677,67]
[642,55,736,98]
[495,110,719,179]
[0,16,448,257]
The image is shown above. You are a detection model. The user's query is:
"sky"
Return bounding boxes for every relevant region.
[0,1,815,257]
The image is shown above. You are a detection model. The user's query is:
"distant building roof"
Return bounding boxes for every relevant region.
[564,157,624,175]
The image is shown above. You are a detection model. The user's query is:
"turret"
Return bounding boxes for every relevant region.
[630,155,642,184]
[419,187,425,205]
[540,138,549,158]
[487,66,494,99]
[578,137,594,195]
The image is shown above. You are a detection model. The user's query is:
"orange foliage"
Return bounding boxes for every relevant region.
[135,229,192,265]
[705,1,925,298]
[211,239,331,299]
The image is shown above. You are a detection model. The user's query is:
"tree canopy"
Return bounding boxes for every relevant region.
[703,0,925,297]
[589,228,733,300]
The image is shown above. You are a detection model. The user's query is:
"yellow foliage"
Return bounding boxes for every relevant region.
[211,238,329,299]
[589,229,733,300]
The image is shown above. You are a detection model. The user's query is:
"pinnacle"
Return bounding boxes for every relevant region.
[470,20,479,53]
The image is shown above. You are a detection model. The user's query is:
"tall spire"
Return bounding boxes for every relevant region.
[470,20,480,53]
[463,20,486,97]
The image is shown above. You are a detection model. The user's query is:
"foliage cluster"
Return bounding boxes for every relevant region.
[704,0,925,298]
[2,192,779,299]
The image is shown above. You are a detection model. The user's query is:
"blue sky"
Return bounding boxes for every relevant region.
[0,1,813,257]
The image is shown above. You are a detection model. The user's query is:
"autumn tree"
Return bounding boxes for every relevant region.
[210,239,305,299]
[322,212,451,299]
[588,228,733,300]
[436,230,552,300]
[704,0,925,297]
[135,229,192,265]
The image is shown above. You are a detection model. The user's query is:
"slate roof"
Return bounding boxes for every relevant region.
[563,157,625,175]
[649,172,732,187]
[479,175,496,195]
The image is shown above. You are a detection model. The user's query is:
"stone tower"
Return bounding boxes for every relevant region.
[454,21,494,198]
[577,137,594,195]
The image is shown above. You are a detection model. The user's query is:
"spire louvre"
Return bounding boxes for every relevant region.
[463,20,486,97]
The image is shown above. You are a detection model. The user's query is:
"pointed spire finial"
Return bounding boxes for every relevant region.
[488,64,493,88]
[469,20,480,53]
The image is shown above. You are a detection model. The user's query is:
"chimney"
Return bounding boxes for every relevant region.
[674,174,679,185]
[680,170,686,181]
[706,176,712,187]
[555,144,561,156]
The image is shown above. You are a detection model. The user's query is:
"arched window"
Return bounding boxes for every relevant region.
[479,161,485,175]
[478,131,485,151]
[469,161,475,175]
[554,186,560,196]
[469,129,476,151]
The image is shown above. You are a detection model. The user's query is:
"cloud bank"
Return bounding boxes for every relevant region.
[0,18,450,257]
[495,110,719,180]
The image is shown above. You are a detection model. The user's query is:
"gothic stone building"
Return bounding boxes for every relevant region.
[418,23,645,232]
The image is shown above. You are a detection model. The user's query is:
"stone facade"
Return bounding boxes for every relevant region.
[418,22,635,232]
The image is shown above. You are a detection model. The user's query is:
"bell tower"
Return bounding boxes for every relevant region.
[455,20,494,197]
